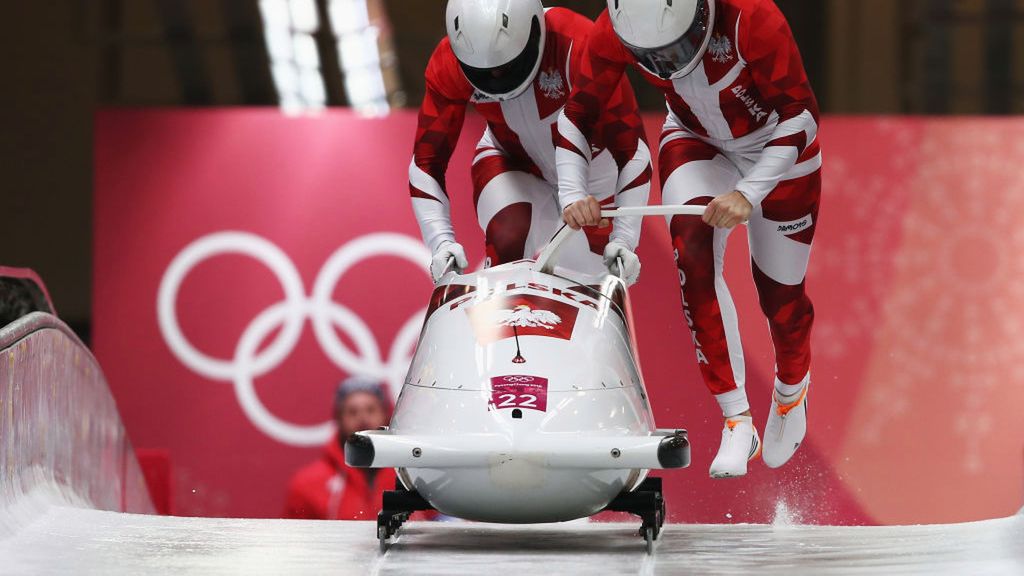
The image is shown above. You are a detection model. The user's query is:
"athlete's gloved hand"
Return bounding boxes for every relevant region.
[604,240,641,286]
[430,241,469,282]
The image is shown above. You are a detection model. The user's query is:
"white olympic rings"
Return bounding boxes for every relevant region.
[157,231,431,446]
[499,376,537,383]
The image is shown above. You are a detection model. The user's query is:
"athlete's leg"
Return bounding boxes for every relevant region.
[747,169,820,385]
[661,132,762,478]
[747,168,821,468]
[660,134,747,417]
[472,148,559,267]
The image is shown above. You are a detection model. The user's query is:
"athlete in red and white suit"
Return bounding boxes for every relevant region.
[558,0,820,474]
[410,8,651,278]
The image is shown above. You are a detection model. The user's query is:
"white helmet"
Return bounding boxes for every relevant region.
[445,0,546,101]
[607,0,716,80]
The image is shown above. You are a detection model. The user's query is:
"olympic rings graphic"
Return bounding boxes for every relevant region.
[499,376,538,383]
[157,231,431,446]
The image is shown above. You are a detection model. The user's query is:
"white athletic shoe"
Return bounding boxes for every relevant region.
[762,381,809,469]
[709,415,761,479]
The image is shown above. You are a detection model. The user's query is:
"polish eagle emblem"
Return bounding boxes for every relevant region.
[538,69,565,100]
[708,34,734,63]
[495,304,562,364]
[496,305,562,329]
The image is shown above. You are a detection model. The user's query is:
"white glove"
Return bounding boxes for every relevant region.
[604,241,641,286]
[430,241,469,282]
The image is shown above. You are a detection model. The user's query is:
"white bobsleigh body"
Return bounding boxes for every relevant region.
[347,216,693,524]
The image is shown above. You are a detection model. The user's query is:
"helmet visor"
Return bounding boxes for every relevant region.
[621,0,711,79]
[459,16,542,97]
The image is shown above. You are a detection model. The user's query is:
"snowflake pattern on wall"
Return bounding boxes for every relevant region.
[839,120,1024,523]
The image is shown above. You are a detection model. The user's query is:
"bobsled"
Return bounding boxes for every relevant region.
[346,206,705,553]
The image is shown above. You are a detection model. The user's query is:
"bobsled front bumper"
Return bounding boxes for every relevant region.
[345,429,689,470]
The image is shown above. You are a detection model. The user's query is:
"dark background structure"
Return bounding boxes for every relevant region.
[3,0,1023,341]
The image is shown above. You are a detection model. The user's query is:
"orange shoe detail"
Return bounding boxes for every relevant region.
[774,385,809,417]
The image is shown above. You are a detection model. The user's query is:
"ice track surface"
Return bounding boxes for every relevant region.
[2,506,1023,575]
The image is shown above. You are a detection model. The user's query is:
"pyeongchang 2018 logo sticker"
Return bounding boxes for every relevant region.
[157,231,430,447]
[490,375,548,412]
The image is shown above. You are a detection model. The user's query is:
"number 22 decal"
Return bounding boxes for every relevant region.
[490,375,548,412]
[496,393,538,408]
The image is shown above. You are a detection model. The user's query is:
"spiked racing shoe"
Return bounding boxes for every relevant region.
[762,381,809,469]
[709,415,761,479]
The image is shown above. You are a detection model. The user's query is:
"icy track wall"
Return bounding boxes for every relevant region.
[0,312,154,537]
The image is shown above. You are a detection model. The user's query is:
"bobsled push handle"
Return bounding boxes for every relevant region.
[536,205,707,275]
[440,255,457,277]
[601,205,707,219]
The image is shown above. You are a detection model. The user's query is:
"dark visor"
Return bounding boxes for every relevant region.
[459,16,542,96]
[621,0,710,79]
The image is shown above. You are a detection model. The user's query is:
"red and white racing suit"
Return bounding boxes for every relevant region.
[410,8,651,274]
[558,0,821,416]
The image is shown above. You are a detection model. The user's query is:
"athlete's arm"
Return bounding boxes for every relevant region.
[409,43,471,253]
[598,74,651,251]
[557,12,633,223]
[733,1,820,207]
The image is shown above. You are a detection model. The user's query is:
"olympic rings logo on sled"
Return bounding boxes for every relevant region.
[499,375,539,383]
[157,231,432,447]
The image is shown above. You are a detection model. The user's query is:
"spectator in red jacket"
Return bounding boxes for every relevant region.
[284,376,394,520]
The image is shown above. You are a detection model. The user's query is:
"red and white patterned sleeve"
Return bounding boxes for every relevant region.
[409,40,472,253]
[594,74,651,250]
[734,0,820,206]
[556,11,639,214]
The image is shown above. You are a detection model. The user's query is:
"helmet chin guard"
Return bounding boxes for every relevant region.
[446,0,547,100]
